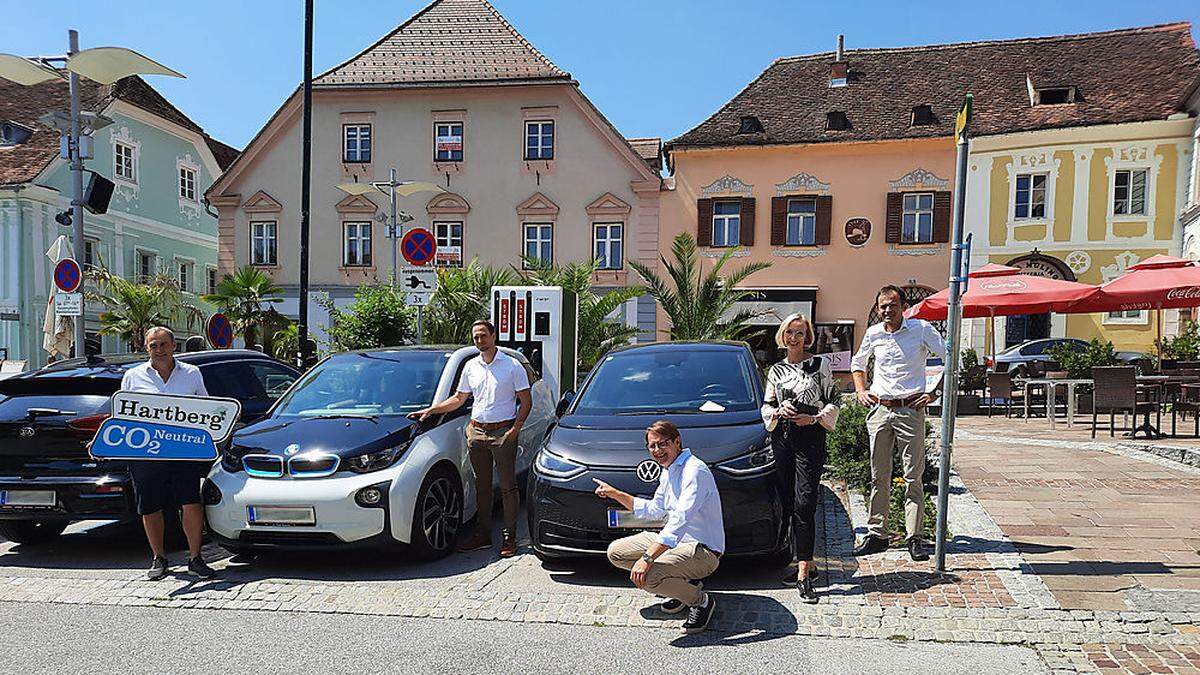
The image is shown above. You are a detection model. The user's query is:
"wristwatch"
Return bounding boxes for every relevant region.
[640,552,654,563]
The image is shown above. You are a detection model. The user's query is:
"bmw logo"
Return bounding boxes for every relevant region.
[636,459,661,483]
[19,426,35,438]
[284,443,300,456]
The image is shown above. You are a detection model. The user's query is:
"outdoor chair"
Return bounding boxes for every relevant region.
[1170,384,1200,438]
[1090,366,1158,438]
[986,372,1023,418]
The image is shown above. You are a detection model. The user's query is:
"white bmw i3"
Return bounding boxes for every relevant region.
[204,346,555,558]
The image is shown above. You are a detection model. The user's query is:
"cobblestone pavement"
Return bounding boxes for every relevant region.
[0,422,1197,673]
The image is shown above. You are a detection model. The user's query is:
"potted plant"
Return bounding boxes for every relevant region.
[1046,338,1118,414]
[956,347,986,415]
[1161,320,1200,370]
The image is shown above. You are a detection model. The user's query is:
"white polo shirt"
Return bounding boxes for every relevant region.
[121,359,209,397]
[456,351,530,423]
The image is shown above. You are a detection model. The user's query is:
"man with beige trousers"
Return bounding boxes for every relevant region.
[850,285,946,562]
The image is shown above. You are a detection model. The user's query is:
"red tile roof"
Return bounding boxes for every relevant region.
[315,0,571,87]
[0,74,233,185]
[626,137,662,171]
[668,23,1200,152]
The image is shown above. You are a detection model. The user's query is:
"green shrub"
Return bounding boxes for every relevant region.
[959,347,987,393]
[1162,320,1200,361]
[1046,338,1117,379]
[318,283,415,352]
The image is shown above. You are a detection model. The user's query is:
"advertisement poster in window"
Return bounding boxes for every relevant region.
[435,246,461,267]
[813,323,855,372]
[435,135,462,155]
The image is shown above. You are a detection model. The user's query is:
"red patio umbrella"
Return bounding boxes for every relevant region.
[906,263,1098,321]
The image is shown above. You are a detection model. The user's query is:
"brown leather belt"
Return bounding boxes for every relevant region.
[878,395,922,409]
[470,419,514,431]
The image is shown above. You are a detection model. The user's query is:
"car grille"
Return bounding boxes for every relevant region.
[287,454,339,478]
[242,455,284,478]
[239,531,344,547]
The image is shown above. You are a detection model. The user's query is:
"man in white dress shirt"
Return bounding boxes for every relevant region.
[120,326,215,580]
[594,420,724,634]
[850,286,946,561]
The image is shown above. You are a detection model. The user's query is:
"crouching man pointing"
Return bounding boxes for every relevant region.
[594,420,724,634]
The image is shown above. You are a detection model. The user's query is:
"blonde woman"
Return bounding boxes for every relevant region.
[761,313,839,603]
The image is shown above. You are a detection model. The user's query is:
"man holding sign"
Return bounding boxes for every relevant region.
[120,327,216,580]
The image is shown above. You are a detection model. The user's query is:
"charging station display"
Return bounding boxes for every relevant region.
[491,286,577,399]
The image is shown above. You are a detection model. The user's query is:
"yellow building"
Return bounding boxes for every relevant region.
[960,24,1199,354]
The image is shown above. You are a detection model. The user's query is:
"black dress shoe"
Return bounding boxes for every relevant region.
[798,577,819,604]
[907,537,930,562]
[852,536,889,557]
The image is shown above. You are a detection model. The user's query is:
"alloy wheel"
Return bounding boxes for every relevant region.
[421,476,462,552]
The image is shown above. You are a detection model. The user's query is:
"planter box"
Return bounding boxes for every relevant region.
[1075,391,1092,415]
[956,393,981,416]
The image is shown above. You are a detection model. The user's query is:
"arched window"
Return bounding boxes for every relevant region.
[867,284,945,334]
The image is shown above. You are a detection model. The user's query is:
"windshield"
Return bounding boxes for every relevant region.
[272,351,450,418]
[573,348,758,415]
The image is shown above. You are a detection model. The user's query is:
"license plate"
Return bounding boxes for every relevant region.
[247,505,315,526]
[607,508,665,529]
[0,490,56,507]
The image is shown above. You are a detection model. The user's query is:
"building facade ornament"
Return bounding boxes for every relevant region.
[888,168,949,191]
[701,175,753,196]
[774,172,830,196]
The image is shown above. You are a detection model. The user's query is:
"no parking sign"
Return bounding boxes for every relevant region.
[53,258,82,293]
[206,313,234,349]
[401,228,437,266]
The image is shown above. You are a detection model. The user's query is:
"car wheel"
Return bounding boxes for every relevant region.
[409,466,463,560]
[0,519,68,545]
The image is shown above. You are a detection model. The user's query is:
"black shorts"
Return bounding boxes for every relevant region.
[128,461,210,515]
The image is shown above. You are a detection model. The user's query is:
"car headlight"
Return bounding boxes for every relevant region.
[715,446,775,476]
[346,444,407,474]
[534,449,586,480]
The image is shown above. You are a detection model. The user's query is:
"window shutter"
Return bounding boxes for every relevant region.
[770,197,787,246]
[885,192,903,243]
[740,197,756,247]
[932,191,952,243]
[696,198,713,247]
[815,195,833,246]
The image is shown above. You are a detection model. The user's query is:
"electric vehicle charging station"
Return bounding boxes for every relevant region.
[490,286,577,400]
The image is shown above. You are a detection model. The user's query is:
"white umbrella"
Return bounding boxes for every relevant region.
[42,235,74,359]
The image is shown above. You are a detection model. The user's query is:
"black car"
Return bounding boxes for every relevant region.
[0,350,300,544]
[528,341,788,561]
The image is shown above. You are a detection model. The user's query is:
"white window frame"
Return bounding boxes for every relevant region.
[343,124,372,163]
[114,141,137,183]
[434,121,464,163]
[434,221,463,268]
[901,192,935,244]
[524,120,554,160]
[342,221,372,267]
[206,266,218,295]
[522,222,554,267]
[83,237,99,268]
[135,248,157,281]
[178,165,197,202]
[711,200,741,248]
[1112,168,1148,217]
[175,257,195,293]
[593,222,624,270]
[1102,308,1149,325]
[786,198,817,246]
[1013,172,1048,221]
[250,221,278,266]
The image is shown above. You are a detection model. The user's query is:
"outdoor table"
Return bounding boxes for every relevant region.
[1131,377,1166,439]
[1020,377,1092,428]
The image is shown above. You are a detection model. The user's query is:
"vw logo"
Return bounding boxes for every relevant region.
[19,426,35,438]
[636,460,661,483]
[284,443,300,456]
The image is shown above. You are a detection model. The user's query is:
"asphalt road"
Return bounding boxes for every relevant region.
[0,602,1046,674]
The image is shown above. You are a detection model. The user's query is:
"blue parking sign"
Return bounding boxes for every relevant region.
[90,418,218,461]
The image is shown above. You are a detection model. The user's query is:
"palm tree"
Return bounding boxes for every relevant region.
[86,267,204,351]
[424,260,523,345]
[519,257,643,370]
[201,266,284,350]
[628,232,771,341]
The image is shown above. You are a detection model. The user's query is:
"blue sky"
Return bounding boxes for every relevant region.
[2,1,1198,149]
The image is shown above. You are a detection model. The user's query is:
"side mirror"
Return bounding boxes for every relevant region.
[555,390,576,418]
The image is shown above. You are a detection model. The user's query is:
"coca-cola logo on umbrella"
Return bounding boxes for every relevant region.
[1166,287,1200,301]
[979,279,1028,291]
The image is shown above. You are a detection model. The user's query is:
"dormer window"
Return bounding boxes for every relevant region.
[910,105,935,126]
[825,111,849,131]
[0,121,34,147]
[738,116,764,134]
[1035,86,1076,105]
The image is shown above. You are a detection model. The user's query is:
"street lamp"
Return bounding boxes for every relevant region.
[0,33,183,358]
[335,170,443,287]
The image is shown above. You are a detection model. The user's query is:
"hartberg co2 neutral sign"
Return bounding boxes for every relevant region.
[90,392,242,462]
